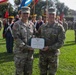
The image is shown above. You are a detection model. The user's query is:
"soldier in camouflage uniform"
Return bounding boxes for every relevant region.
[12,6,34,75]
[73,21,76,43]
[38,7,65,75]
[62,18,68,33]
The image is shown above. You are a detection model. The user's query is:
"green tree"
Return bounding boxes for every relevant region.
[0,3,14,18]
[0,4,8,17]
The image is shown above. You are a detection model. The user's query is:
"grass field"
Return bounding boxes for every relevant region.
[0,29,76,75]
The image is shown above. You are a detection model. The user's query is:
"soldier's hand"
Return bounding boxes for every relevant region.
[41,46,49,51]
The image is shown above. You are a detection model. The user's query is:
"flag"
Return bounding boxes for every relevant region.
[24,0,32,6]
[35,0,38,4]
[32,0,38,8]
[4,10,9,18]
[60,13,64,21]
[0,0,8,5]
[19,0,32,10]
[0,0,8,3]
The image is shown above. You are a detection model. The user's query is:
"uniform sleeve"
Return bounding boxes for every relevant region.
[12,22,29,49]
[49,25,65,50]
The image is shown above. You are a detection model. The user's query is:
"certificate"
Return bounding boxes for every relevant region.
[31,38,45,49]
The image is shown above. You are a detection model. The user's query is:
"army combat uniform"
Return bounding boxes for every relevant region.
[73,22,76,43]
[38,22,65,75]
[63,20,68,33]
[12,19,34,75]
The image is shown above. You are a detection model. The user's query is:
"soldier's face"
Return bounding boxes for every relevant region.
[48,14,56,23]
[21,13,30,19]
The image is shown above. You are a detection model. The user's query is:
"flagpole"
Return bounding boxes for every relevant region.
[46,0,48,20]
[33,0,35,15]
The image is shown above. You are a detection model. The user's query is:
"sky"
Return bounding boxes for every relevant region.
[59,0,76,10]
[9,0,76,10]
[9,0,14,5]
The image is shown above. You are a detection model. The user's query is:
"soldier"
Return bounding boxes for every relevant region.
[73,21,76,43]
[31,14,37,27]
[36,15,43,31]
[12,6,34,75]
[62,18,68,33]
[42,14,48,24]
[38,7,65,75]
[3,16,14,53]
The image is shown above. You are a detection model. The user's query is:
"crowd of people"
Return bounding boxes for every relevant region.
[0,6,76,75]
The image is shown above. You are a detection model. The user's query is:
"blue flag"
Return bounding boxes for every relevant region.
[19,0,32,10]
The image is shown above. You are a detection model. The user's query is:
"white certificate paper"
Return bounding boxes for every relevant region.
[31,38,45,49]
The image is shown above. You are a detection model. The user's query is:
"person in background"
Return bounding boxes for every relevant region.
[31,14,37,27]
[3,16,14,53]
[62,18,68,33]
[12,6,34,75]
[42,14,48,24]
[56,16,63,24]
[36,15,43,31]
[38,7,65,75]
[18,10,22,19]
[0,18,2,30]
[2,18,7,38]
[73,21,76,43]
[14,15,19,22]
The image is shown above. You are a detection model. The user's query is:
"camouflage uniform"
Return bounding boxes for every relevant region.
[12,19,34,75]
[38,22,65,75]
[73,22,76,43]
[63,21,68,32]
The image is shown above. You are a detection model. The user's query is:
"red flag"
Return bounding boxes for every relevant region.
[32,0,38,8]
[35,0,38,4]
[0,0,8,5]
[0,0,8,3]
[4,10,9,18]
[60,13,64,21]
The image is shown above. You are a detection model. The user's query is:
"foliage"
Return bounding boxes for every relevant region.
[0,4,8,17]
[0,3,14,17]
[56,2,69,15]
[14,0,21,5]
[13,0,69,16]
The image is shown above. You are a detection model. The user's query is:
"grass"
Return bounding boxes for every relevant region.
[0,29,76,75]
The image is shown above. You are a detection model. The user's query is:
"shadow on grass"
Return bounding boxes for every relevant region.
[34,53,39,58]
[0,52,14,64]
[66,41,75,43]
[0,42,6,45]
[0,38,5,41]
[64,41,76,46]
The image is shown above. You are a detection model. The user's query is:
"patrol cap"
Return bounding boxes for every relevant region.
[48,7,56,15]
[38,15,42,19]
[21,6,30,14]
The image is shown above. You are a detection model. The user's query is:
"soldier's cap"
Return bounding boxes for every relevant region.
[21,6,30,14]
[8,16,14,19]
[48,7,56,15]
[38,15,42,19]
